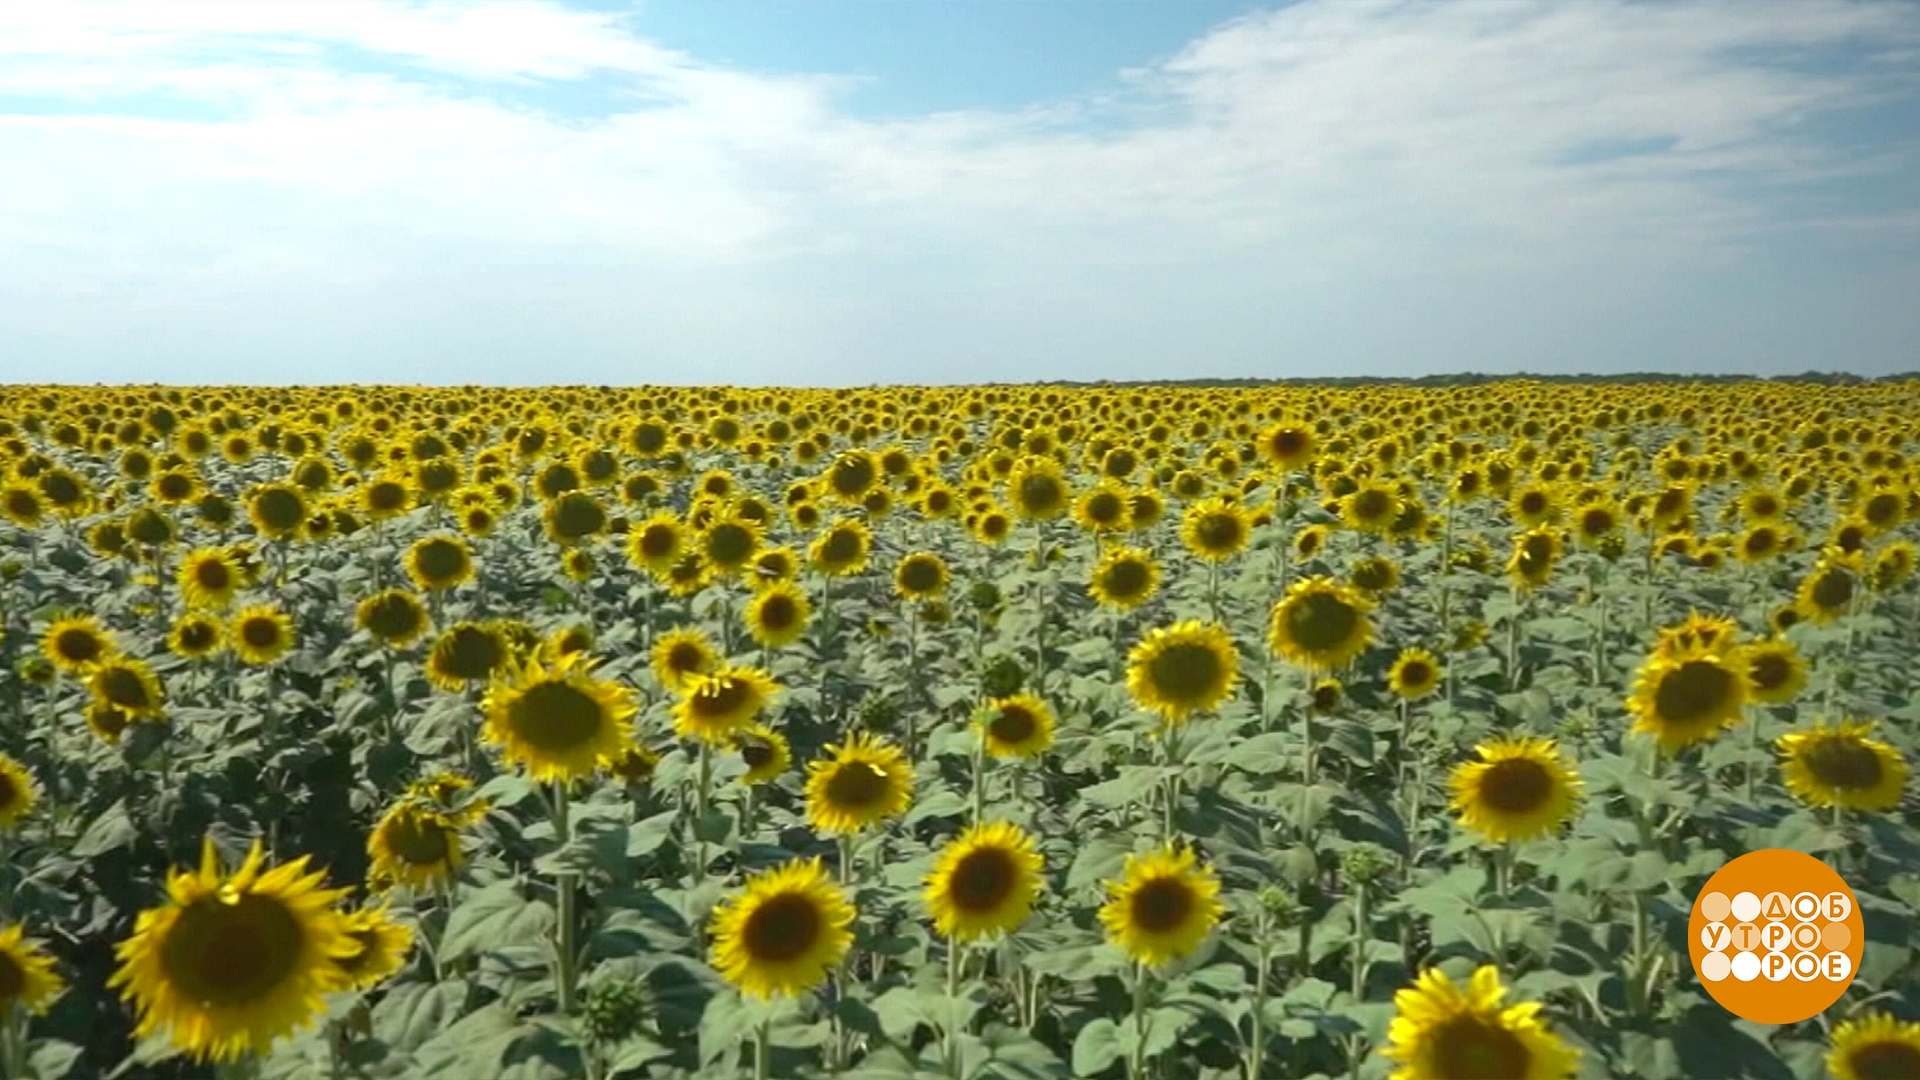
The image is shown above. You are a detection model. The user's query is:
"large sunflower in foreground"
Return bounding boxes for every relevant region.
[804,732,915,835]
[1268,576,1373,672]
[710,857,855,999]
[1380,965,1579,1080]
[109,838,356,1064]
[1127,620,1239,724]
[481,651,636,782]
[924,821,1045,942]
[0,922,65,1015]
[1826,1012,1920,1080]
[673,665,778,745]
[1777,719,1909,812]
[0,753,40,827]
[1626,639,1748,754]
[1449,738,1584,845]
[1097,843,1225,968]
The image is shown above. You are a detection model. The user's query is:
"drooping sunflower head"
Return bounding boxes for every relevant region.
[1388,648,1443,700]
[1127,620,1240,724]
[481,651,637,782]
[924,820,1045,943]
[425,622,508,691]
[1180,496,1251,562]
[232,605,295,667]
[0,923,65,1015]
[710,857,855,1000]
[1627,639,1748,754]
[650,627,718,694]
[331,905,414,991]
[1097,843,1225,968]
[673,665,778,745]
[1449,737,1584,845]
[0,753,39,828]
[88,657,167,719]
[107,838,356,1064]
[1268,576,1373,672]
[405,535,474,593]
[41,613,116,674]
[1777,718,1909,813]
[1826,1012,1920,1080]
[356,589,430,649]
[1742,639,1807,705]
[804,732,915,835]
[893,551,950,601]
[978,693,1056,759]
[1381,964,1581,1080]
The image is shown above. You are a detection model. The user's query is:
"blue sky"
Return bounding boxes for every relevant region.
[1,0,1916,386]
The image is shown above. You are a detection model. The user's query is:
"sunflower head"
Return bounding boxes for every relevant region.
[42,613,116,673]
[1382,965,1581,1080]
[1797,550,1861,622]
[1006,456,1070,520]
[168,614,225,660]
[332,906,414,990]
[1127,620,1240,724]
[924,821,1045,942]
[1180,496,1251,561]
[1449,737,1584,845]
[673,665,778,745]
[1097,843,1225,968]
[710,857,855,999]
[1743,639,1807,704]
[426,622,509,691]
[232,605,294,667]
[745,581,812,649]
[357,589,430,648]
[1388,648,1443,700]
[1088,547,1160,611]
[804,733,915,835]
[88,657,167,719]
[368,801,466,891]
[1268,576,1373,672]
[894,551,950,601]
[481,651,637,782]
[1778,718,1909,812]
[650,627,718,693]
[0,923,65,1015]
[978,693,1056,759]
[1826,1012,1920,1080]
[0,754,40,828]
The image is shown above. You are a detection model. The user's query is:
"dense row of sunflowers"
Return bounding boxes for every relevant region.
[0,380,1916,1080]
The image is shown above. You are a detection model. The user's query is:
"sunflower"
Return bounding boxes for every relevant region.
[1180,496,1251,561]
[804,732,915,835]
[735,724,792,785]
[232,605,295,666]
[1127,620,1239,724]
[1006,456,1070,520]
[331,905,413,990]
[607,741,662,784]
[108,838,356,1064]
[1097,843,1225,968]
[1309,678,1344,714]
[893,551,950,601]
[925,821,1045,942]
[710,857,855,1000]
[1651,610,1741,661]
[561,547,595,582]
[1088,546,1160,611]
[1734,523,1789,564]
[1778,719,1909,812]
[673,665,778,745]
[743,582,811,650]
[0,753,39,827]
[1350,555,1400,597]
[0,923,65,1015]
[1388,648,1443,700]
[660,552,713,598]
[480,651,635,782]
[1873,540,1917,592]
[41,613,116,674]
[1826,1012,1920,1080]
[367,801,466,891]
[425,622,508,692]
[1073,484,1132,534]
[651,627,718,693]
[405,535,474,592]
[246,483,309,541]
[1506,525,1561,591]
[543,491,609,545]
[1293,523,1330,561]
[85,701,137,745]
[1342,481,1400,535]
[1508,482,1561,528]
[168,614,225,660]
[1627,638,1748,754]
[356,589,430,649]
[88,657,167,719]
[177,547,243,610]
[978,693,1056,758]
[809,518,871,577]
[1449,738,1584,845]
[1268,576,1374,672]
[1796,549,1861,624]
[1255,422,1317,471]
[1742,639,1807,704]
[1380,964,1580,1080]
[750,545,800,589]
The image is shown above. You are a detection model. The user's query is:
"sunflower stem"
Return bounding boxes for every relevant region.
[970,736,987,827]
[1350,884,1370,1000]
[1128,961,1151,1080]
[754,1015,773,1080]
[944,940,963,1076]
[1245,939,1270,1080]
[1032,525,1048,699]
[694,741,713,885]
[2,1005,26,1080]
[552,780,579,1016]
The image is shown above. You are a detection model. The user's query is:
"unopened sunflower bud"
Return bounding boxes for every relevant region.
[1340,844,1395,888]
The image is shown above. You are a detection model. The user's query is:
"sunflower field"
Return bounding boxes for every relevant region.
[0,380,1917,1080]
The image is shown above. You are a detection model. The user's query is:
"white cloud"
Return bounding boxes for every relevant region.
[0,0,1915,383]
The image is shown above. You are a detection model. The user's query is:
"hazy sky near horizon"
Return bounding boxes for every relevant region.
[3,0,1917,386]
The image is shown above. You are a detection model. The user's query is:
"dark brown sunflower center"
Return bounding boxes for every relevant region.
[1581,508,1614,536]
[705,522,755,566]
[369,482,407,512]
[1284,592,1360,654]
[637,525,678,559]
[413,540,468,583]
[0,948,25,1000]
[158,474,193,501]
[363,595,423,639]
[384,811,452,865]
[820,529,863,565]
[742,892,823,963]
[506,680,607,751]
[1016,474,1064,513]
[160,893,306,1007]
[54,628,105,663]
[832,458,875,497]
[1654,660,1736,725]
[1311,684,1342,711]
[550,495,606,540]
[1864,493,1901,527]
[1129,878,1195,934]
[177,622,218,652]
[1086,492,1125,524]
[824,761,892,809]
[1148,642,1224,703]
[1428,1014,1533,1080]
[0,771,17,810]
[757,595,797,631]
[1398,661,1434,689]
[1744,529,1777,556]
[988,705,1038,746]
[241,618,281,650]
[1811,568,1854,611]
[254,489,305,531]
[1519,535,1554,570]
[437,628,502,680]
[1848,1040,1920,1080]
[1519,492,1548,516]
[1269,430,1306,458]
[1195,514,1244,550]
[1749,652,1791,690]
[899,557,943,594]
[1803,737,1884,792]
[1353,562,1394,592]
[667,643,708,677]
[982,515,1010,539]
[740,741,775,768]
[1101,559,1151,599]
[690,677,755,720]
[98,667,152,708]
[1477,758,1553,815]
[1351,490,1393,521]
[947,848,1018,913]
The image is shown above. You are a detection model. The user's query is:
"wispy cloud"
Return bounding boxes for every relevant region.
[1,0,1915,383]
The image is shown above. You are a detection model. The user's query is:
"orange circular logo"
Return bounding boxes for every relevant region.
[1688,849,1862,1024]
